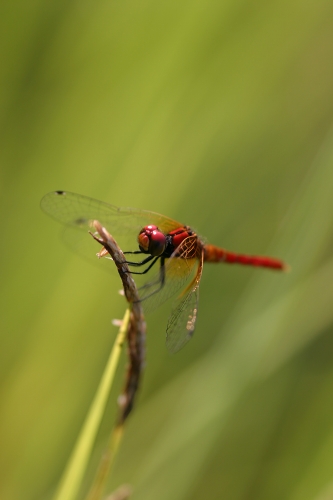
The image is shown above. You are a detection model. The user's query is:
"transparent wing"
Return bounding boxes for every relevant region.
[41,191,182,234]
[165,247,204,353]
[138,234,199,313]
[40,190,183,271]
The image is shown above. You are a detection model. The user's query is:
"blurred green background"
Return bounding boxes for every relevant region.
[2,1,333,499]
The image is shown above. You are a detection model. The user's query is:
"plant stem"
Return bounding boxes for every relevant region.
[53,308,130,500]
[85,424,124,500]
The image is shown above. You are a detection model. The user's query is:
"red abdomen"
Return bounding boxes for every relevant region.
[203,244,287,271]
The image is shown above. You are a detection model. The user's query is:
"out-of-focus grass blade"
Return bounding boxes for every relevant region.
[53,309,129,500]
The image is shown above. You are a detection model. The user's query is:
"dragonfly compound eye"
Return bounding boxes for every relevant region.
[138,226,166,256]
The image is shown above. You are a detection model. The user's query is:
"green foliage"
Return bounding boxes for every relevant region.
[1,1,333,499]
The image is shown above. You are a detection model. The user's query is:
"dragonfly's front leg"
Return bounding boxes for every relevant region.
[123,250,158,270]
[125,254,155,267]
[128,256,160,275]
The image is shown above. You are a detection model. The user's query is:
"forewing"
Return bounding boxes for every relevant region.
[41,191,182,234]
[138,234,198,313]
[165,247,204,353]
[41,191,182,270]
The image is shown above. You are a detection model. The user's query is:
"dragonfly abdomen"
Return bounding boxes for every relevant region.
[203,244,286,271]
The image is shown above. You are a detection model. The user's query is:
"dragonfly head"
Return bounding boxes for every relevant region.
[138,225,166,256]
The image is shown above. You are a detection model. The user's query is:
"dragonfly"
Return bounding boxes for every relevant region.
[41,191,288,353]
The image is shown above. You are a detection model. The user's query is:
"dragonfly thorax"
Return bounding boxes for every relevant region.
[138,225,166,256]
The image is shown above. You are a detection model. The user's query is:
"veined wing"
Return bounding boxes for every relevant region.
[41,191,183,272]
[41,191,182,234]
[165,246,204,353]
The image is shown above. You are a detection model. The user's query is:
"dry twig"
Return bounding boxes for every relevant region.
[91,220,146,423]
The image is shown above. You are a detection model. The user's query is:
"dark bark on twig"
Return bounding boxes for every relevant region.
[91,221,146,423]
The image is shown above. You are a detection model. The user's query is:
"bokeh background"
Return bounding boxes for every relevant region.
[2,2,333,499]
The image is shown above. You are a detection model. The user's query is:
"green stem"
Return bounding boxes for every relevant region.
[53,308,131,500]
[85,424,124,500]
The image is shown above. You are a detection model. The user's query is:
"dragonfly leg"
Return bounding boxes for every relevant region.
[127,256,160,275]
[125,255,155,267]
[123,250,144,255]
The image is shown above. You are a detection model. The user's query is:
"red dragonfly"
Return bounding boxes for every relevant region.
[41,191,288,353]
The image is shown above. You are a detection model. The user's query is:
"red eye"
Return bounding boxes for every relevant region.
[138,226,166,256]
[149,230,166,256]
[138,232,150,252]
